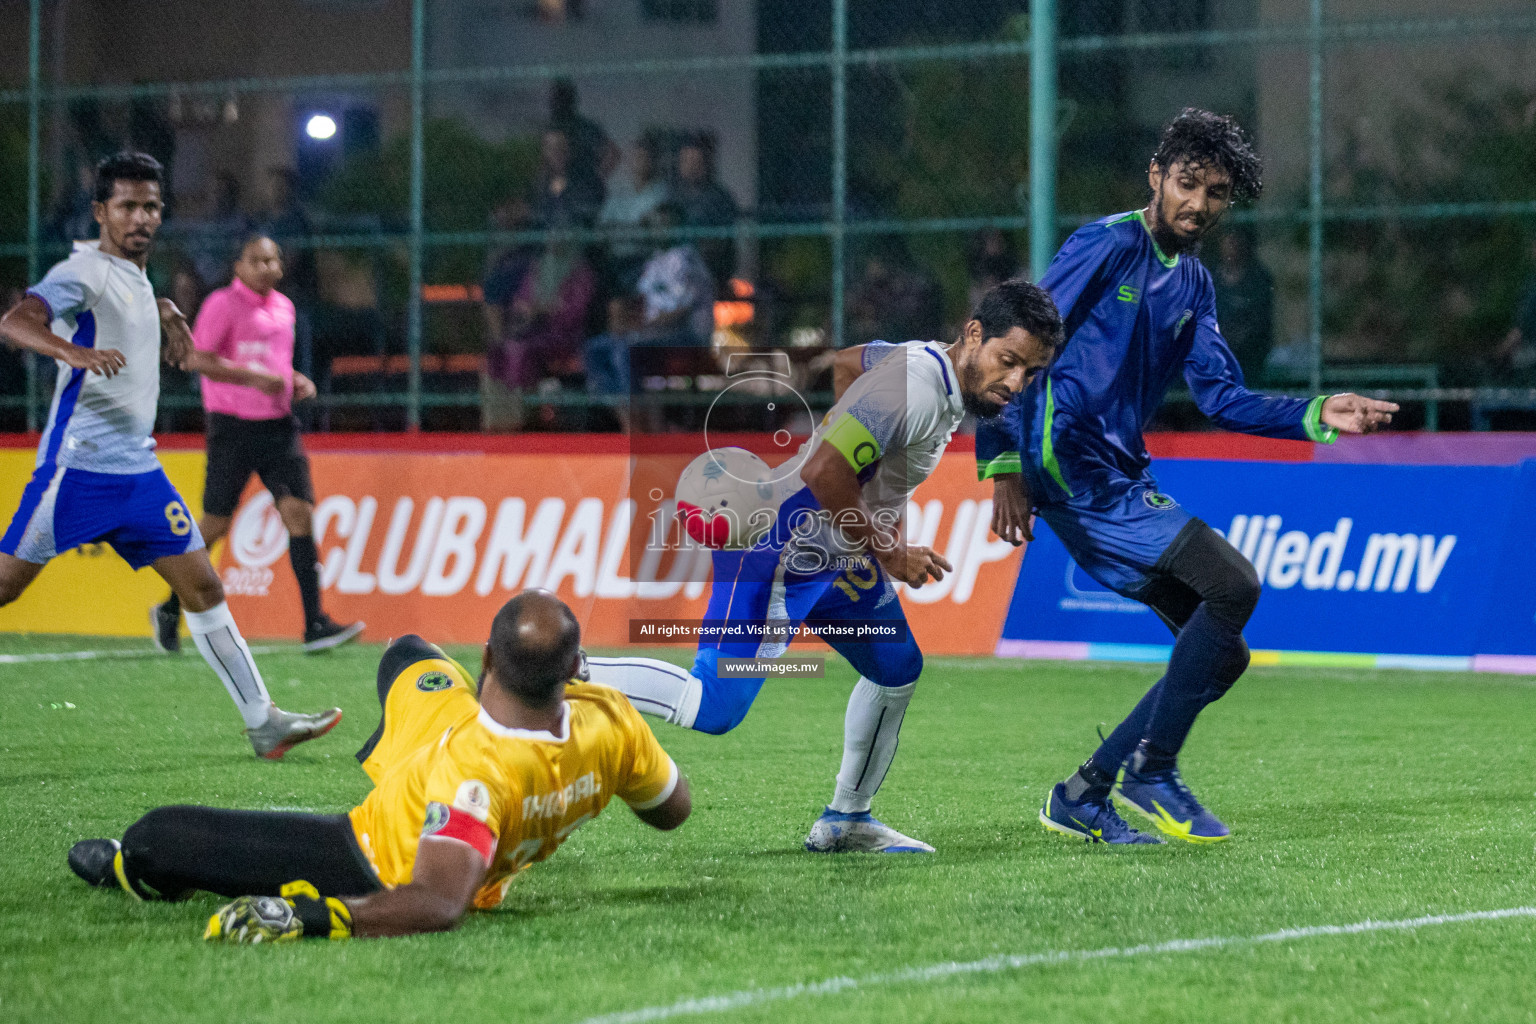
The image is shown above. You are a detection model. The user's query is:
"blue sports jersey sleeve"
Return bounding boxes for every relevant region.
[1183,281,1337,443]
[975,393,1025,479]
[976,223,1119,480]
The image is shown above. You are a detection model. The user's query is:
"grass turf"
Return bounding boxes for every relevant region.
[1,635,1533,1023]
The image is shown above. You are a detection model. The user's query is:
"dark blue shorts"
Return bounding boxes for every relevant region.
[685,486,923,733]
[1,464,205,570]
[1034,473,1196,599]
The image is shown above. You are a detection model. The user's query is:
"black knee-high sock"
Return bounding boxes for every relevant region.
[1140,604,1245,769]
[288,535,323,625]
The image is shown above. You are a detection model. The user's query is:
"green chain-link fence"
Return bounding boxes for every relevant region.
[2,0,1534,432]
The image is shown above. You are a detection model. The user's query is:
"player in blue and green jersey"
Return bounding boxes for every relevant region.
[978,109,1398,844]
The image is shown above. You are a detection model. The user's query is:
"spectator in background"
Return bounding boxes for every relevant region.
[532,128,604,229]
[966,229,1021,311]
[51,161,97,245]
[257,168,318,382]
[1492,237,1536,384]
[1211,226,1275,383]
[636,202,716,349]
[486,234,596,396]
[483,196,542,347]
[188,172,255,289]
[673,138,739,287]
[846,235,944,346]
[599,134,669,293]
[548,78,616,203]
[583,294,647,402]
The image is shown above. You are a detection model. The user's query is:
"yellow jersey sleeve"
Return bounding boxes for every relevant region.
[612,693,679,810]
[418,738,513,864]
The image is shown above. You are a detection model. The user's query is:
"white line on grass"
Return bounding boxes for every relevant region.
[576,906,1536,1024]
[0,644,294,664]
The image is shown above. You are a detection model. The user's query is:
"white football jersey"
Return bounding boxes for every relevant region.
[27,242,163,474]
[786,340,964,563]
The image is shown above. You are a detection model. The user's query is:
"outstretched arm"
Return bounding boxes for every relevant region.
[1184,318,1396,441]
[0,295,126,377]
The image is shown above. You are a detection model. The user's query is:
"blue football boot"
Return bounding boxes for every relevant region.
[1039,782,1163,844]
[1115,751,1231,843]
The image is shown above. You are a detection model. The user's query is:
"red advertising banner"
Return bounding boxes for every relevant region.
[217,449,1023,655]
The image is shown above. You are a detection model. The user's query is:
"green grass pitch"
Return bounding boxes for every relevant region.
[1,633,1533,1023]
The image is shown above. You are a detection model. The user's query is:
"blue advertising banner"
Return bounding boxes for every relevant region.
[999,459,1536,671]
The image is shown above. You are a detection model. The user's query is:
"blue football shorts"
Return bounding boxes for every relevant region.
[1,464,205,570]
[1033,471,1197,600]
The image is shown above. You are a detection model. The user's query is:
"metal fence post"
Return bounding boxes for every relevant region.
[1029,0,1057,281]
[1308,0,1325,396]
[25,0,42,432]
[406,0,425,430]
[830,0,847,349]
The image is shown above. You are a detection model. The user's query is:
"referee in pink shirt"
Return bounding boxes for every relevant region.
[154,234,362,653]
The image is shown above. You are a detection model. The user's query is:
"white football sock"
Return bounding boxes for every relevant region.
[829,677,915,814]
[184,601,272,729]
[588,656,702,729]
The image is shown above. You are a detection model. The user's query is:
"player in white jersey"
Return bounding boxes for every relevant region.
[0,152,341,759]
[596,279,1062,852]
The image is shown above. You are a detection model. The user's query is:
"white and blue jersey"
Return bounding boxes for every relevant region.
[975,211,1335,596]
[685,342,961,733]
[1,242,203,569]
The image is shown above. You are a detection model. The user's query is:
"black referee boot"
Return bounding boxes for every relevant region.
[303,615,365,654]
[151,598,181,654]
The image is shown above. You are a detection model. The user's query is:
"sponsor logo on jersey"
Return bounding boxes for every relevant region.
[1142,491,1178,510]
[415,671,453,693]
[1174,309,1193,334]
[1117,284,1141,303]
[453,780,492,822]
[421,801,450,836]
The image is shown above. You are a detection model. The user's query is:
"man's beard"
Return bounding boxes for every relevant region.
[962,390,1006,419]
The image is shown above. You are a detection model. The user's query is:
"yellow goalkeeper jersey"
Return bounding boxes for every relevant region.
[348,650,678,909]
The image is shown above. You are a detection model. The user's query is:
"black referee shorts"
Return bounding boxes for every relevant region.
[203,413,315,518]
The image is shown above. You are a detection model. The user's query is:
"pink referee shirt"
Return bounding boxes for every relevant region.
[193,277,297,420]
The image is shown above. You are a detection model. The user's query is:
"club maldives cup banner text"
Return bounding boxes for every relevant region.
[1000,459,1536,669]
[211,450,1022,654]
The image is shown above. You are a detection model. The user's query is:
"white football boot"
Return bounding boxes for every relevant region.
[804,808,935,853]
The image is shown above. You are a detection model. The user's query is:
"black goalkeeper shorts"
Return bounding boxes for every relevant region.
[202,413,315,518]
[120,805,382,900]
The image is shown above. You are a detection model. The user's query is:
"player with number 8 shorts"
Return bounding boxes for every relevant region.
[0,152,340,759]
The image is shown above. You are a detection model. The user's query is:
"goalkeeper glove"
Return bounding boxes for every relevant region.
[204,880,353,944]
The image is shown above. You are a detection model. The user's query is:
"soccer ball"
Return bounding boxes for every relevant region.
[674,447,778,549]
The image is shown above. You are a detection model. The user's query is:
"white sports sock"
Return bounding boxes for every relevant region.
[184,601,272,729]
[830,677,915,814]
[588,656,702,729]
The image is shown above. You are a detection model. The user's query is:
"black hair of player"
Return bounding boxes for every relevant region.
[972,277,1064,351]
[94,152,164,203]
[1151,108,1263,203]
[233,231,282,264]
[486,591,581,707]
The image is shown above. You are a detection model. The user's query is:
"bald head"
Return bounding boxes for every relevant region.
[485,591,582,707]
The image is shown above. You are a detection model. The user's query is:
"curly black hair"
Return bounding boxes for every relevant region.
[93,151,163,203]
[1151,108,1263,202]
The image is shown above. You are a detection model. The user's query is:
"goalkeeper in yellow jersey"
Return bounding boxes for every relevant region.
[65,590,692,942]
